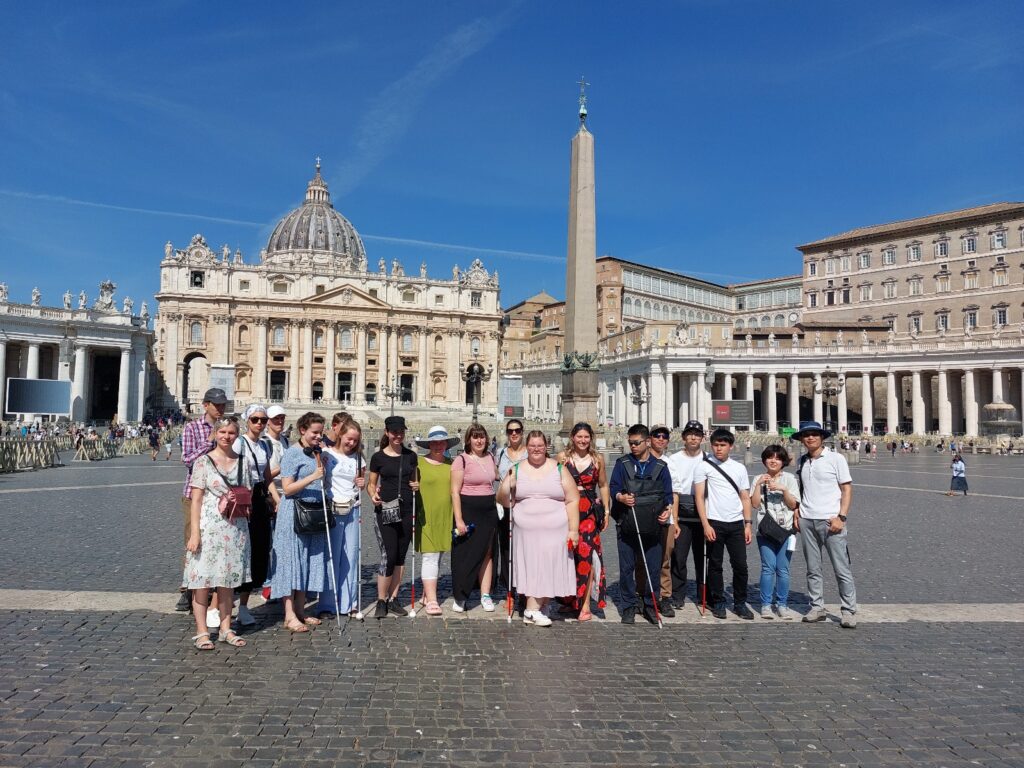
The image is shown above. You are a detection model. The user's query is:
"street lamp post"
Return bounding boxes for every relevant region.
[380,377,401,417]
[461,362,493,425]
[814,365,845,434]
[629,376,649,423]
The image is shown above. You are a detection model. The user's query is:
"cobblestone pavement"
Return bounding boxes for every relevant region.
[0,450,1020,766]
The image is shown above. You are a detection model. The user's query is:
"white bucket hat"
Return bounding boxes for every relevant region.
[415,425,460,450]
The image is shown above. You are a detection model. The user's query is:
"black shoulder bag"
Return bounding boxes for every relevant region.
[293,452,335,535]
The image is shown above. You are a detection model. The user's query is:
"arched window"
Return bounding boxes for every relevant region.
[622,296,633,316]
[735,319,745,330]
[774,314,785,327]
[402,333,414,352]
[237,325,249,345]
[470,336,481,356]
[367,332,377,351]
[749,318,758,329]
[190,321,203,344]
[643,300,652,318]
[671,306,679,320]
[433,335,443,354]
[761,315,771,328]
[272,325,285,346]
[340,328,353,349]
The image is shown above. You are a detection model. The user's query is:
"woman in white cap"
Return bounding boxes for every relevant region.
[414,426,459,615]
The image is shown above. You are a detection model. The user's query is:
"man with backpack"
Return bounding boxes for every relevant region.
[791,420,857,628]
[609,424,673,625]
[693,427,755,620]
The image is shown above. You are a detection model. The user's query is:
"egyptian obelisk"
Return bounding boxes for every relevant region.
[560,77,600,436]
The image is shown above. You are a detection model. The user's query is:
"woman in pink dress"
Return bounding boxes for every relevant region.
[497,430,579,627]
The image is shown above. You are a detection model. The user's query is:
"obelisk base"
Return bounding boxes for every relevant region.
[560,368,600,437]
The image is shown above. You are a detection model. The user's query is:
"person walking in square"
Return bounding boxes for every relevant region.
[791,421,857,628]
[608,424,673,626]
[694,428,754,620]
[749,445,800,620]
[946,453,968,497]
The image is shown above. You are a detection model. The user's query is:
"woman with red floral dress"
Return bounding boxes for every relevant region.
[558,422,611,620]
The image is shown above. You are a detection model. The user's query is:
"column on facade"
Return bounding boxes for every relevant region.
[743,373,755,430]
[722,373,732,401]
[992,368,1004,402]
[648,367,665,426]
[288,323,300,400]
[389,327,400,393]
[417,331,429,403]
[26,343,40,379]
[936,369,952,436]
[254,320,267,400]
[911,370,925,435]
[964,369,978,436]
[325,322,336,401]
[812,373,823,424]
[886,372,898,434]
[686,373,698,427]
[0,341,6,418]
[164,314,180,402]
[949,370,965,435]
[354,324,367,404]
[218,316,231,365]
[446,331,461,404]
[301,321,314,400]
[117,348,131,422]
[861,372,873,435]
[614,376,624,426]
[837,373,848,434]
[135,341,147,422]
[378,325,390,387]
[788,372,800,428]
[766,373,778,433]
[71,345,88,421]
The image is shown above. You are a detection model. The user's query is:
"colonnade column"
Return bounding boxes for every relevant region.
[325,323,336,401]
[743,373,755,430]
[378,325,390,387]
[354,324,367,404]
[417,331,429,403]
[937,369,951,436]
[861,372,873,435]
[648,367,665,426]
[812,373,823,424]
[164,314,180,403]
[26,343,40,379]
[445,331,461,404]
[911,371,925,435]
[254,319,267,400]
[688,374,698,427]
[788,373,799,427]
[71,345,87,421]
[992,368,1004,402]
[964,369,978,436]
[0,341,7,418]
[117,348,131,423]
[886,372,898,434]
[837,375,848,434]
[767,373,778,433]
[136,343,147,422]
[301,321,313,400]
[389,328,400,393]
[722,374,732,401]
[288,323,300,400]
[618,377,628,426]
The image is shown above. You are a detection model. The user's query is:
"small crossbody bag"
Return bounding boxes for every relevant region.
[379,453,406,525]
[756,484,793,545]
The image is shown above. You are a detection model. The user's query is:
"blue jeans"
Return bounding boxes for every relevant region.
[757,534,793,608]
[318,508,361,614]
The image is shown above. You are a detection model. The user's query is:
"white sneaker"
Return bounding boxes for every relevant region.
[451,601,465,613]
[776,606,796,621]
[760,606,775,620]
[236,605,256,626]
[480,594,495,612]
[206,608,221,629]
[523,609,552,627]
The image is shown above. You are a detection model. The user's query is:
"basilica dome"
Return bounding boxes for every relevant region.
[264,161,366,270]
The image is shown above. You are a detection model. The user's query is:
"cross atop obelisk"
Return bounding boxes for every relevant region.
[560,80,600,435]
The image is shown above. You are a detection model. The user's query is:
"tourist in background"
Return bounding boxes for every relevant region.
[319,414,365,618]
[268,412,329,633]
[556,422,609,621]
[450,424,499,612]
[265,405,290,496]
[497,430,578,627]
[184,416,250,650]
[946,453,968,497]
[414,426,459,615]
[749,445,800,620]
[367,416,419,619]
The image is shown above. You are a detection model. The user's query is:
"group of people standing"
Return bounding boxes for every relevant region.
[176,387,858,651]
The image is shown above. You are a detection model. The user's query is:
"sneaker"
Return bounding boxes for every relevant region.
[840,609,857,629]
[658,602,675,618]
[175,591,191,612]
[620,606,636,625]
[734,603,755,620]
[670,598,686,610]
[710,603,727,619]
[387,599,408,617]
[236,605,256,626]
[802,607,827,623]
[206,608,221,629]
[760,605,775,620]
[523,609,552,627]
[480,594,495,612]
[776,606,796,621]
[373,599,388,619]
[451,600,466,613]
[641,605,660,625]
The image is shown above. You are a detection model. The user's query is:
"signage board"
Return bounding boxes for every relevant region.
[710,399,754,426]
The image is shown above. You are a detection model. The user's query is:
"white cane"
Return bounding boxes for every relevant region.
[409,468,418,618]
[630,506,664,629]
[354,460,365,621]
[319,462,342,632]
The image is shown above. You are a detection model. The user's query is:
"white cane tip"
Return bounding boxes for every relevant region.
[409,610,416,618]
[354,612,364,620]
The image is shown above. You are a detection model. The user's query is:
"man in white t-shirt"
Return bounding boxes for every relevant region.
[791,420,857,628]
[693,427,754,620]
[665,420,708,609]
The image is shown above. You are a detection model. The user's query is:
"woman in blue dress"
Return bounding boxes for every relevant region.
[268,411,328,633]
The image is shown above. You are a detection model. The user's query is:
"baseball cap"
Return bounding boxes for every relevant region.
[267,405,287,419]
[202,388,228,405]
[681,420,705,435]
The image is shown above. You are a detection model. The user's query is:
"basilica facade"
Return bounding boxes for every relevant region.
[154,163,502,414]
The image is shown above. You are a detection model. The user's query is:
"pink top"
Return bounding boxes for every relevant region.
[457,452,497,496]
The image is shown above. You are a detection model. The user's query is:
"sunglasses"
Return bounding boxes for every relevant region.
[628,439,646,446]
[249,417,268,424]
[652,432,670,439]
[506,428,523,435]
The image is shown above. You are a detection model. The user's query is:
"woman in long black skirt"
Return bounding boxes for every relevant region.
[450,424,499,612]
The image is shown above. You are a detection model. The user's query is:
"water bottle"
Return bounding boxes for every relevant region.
[452,522,476,541]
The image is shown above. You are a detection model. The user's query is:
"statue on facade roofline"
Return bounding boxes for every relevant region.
[378,257,386,274]
[453,264,460,280]
[791,331,799,346]
[963,323,972,338]
[31,287,41,306]
[165,241,173,260]
[140,301,149,319]
[814,331,822,346]
[420,261,427,279]
[0,282,7,303]
[836,329,844,345]
[123,296,134,315]
[95,280,116,312]
[391,258,404,277]
[861,328,869,345]
[887,327,896,342]
[63,290,72,310]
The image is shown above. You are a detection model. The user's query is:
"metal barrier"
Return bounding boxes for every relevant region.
[72,440,120,462]
[0,439,64,472]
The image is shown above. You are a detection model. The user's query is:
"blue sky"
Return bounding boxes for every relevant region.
[1,1,1021,312]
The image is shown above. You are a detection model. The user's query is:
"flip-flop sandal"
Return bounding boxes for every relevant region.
[302,616,323,626]
[425,601,443,616]
[576,612,593,622]
[219,630,247,647]
[191,633,214,651]
[283,620,310,633]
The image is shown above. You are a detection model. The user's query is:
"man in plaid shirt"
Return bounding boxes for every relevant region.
[175,388,228,611]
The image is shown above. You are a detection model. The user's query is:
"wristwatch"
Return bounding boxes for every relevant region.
[743,520,752,525]
[837,514,848,522]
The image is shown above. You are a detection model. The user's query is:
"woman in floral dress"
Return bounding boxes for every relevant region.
[557,422,610,620]
[184,416,252,650]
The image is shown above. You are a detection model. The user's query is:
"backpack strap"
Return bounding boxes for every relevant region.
[796,453,810,499]
[702,456,742,498]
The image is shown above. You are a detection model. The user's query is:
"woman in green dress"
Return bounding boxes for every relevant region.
[414,425,460,615]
